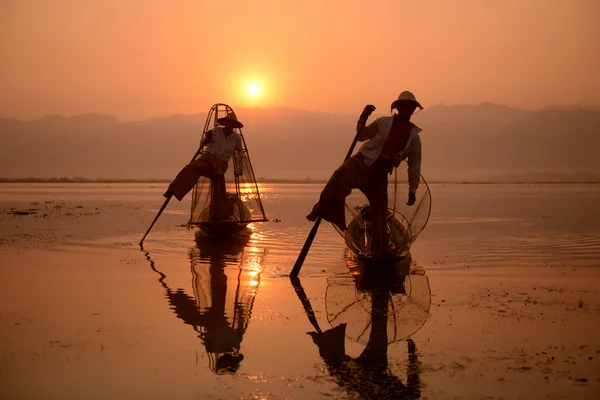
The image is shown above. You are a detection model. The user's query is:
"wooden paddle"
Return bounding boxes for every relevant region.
[139,144,205,246]
[290,106,375,277]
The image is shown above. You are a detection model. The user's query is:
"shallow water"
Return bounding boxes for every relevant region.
[1,183,600,399]
[5,182,600,269]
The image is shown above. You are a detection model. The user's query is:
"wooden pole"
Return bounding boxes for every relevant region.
[139,195,171,246]
[139,145,204,246]
[290,107,374,277]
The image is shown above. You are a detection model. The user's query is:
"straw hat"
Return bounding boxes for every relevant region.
[217,112,244,128]
[392,91,423,110]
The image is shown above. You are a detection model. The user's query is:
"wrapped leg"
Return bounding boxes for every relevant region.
[166,158,214,201]
[307,155,368,231]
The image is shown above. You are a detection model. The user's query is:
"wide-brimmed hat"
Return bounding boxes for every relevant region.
[217,112,244,128]
[392,90,422,111]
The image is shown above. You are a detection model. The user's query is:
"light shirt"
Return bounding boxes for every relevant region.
[357,116,422,193]
[203,127,244,174]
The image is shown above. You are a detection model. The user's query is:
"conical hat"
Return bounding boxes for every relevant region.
[217,112,244,128]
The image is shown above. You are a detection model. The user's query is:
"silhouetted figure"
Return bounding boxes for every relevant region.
[165,112,245,221]
[144,233,261,374]
[307,91,423,257]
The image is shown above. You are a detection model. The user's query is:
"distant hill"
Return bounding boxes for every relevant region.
[1,104,599,181]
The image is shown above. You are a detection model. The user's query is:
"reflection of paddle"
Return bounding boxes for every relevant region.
[139,146,204,246]
[290,276,323,333]
[291,276,347,359]
[291,106,375,277]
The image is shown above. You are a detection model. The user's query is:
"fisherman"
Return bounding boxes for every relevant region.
[164,112,245,220]
[306,91,423,258]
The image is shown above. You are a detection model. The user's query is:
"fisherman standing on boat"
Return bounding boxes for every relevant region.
[164,112,245,220]
[306,91,423,258]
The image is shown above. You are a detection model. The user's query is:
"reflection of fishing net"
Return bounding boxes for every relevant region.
[335,168,431,257]
[325,259,431,344]
[189,104,268,235]
[189,236,265,374]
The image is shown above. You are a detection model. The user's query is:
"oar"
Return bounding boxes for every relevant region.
[139,195,172,246]
[139,145,204,246]
[290,106,375,277]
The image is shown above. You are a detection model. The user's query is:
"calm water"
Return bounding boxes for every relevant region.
[2,182,599,270]
[1,183,600,399]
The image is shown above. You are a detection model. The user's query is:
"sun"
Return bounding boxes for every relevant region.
[248,83,260,97]
[236,76,271,106]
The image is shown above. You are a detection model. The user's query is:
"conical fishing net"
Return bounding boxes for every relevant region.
[189,104,267,234]
[335,165,431,257]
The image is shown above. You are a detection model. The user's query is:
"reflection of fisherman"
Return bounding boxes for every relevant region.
[145,236,258,374]
[306,278,421,399]
[307,91,423,257]
[164,112,245,220]
[167,261,244,374]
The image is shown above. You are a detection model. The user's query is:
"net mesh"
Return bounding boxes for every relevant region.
[335,163,432,257]
[325,256,431,344]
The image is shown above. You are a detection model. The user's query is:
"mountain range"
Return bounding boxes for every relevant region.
[1,103,599,182]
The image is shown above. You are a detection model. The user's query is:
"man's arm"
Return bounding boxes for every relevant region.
[357,119,380,142]
[200,129,213,149]
[407,134,422,205]
[356,105,378,141]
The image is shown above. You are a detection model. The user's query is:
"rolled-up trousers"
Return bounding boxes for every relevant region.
[167,153,230,220]
[309,154,389,256]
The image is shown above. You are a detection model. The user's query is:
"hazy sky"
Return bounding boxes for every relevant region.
[1,0,599,121]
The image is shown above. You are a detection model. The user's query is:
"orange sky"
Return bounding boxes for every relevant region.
[1,0,599,121]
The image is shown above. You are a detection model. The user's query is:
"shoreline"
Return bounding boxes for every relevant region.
[1,178,600,185]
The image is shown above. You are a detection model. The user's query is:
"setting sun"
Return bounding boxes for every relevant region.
[248,83,260,97]
[229,71,278,107]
